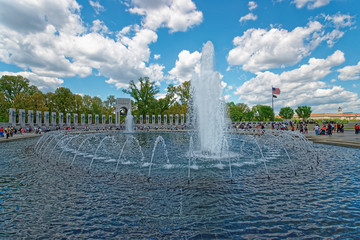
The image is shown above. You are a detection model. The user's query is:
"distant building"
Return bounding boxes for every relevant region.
[294,107,360,121]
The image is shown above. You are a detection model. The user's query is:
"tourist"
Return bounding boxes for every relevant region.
[321,125,326,135]
[327,123,332,135]
[355,124,359,134]
[6,127,10,139]
[0,126,3,137]
[314,124,319,135]
[340,123,344,133]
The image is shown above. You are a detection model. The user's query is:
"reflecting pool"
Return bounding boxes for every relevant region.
[1,132,360,239]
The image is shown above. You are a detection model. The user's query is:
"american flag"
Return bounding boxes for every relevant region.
[272,87,280,95]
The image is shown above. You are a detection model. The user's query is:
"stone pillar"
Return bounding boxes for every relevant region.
[175,114,179,125]
[169,114,173,125]
[163,114,167,125]
[133,115,137,124]
[28,110,34,126]
[9,108,16,125]
[59,113,64,126]
[51,112,57,125]
[181,114,184,125]
[158,115,161,124]
[19,109,26,126]
[81,114,85,125]
[140,115,143,124]
[36,111,42,126]
[116,111,120,126]
[44,111,50,126]
[66,113,71,126]
[102,115,106,125]
[88,114,92,125]
[73,113,78,126]
[108,115,112,124]
[95,114,99,125]
[152,115,155,125]
[146,115,149,125]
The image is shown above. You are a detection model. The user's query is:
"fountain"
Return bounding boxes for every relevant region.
[124,107,134,133]
[3,41,359,239]
[32,41,320,181]
[190,41,225,155]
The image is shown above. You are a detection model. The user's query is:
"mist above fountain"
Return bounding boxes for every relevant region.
[190,41,225,155]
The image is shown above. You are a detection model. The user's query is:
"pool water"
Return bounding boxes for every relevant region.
[1,132,360,239]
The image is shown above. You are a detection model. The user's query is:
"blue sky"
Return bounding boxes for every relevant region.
[0,0,359,113]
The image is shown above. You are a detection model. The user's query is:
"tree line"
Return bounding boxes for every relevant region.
[0,75,312,123]
[0,75,191,123]
[0,75,117,123]
[227,103,312,122]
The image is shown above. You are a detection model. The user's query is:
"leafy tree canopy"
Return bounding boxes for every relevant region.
[279,107,294,119]
[252,105,274,121]
[227,102,252,122]
[295,105,312,120]
[122,77,160,115]
[0,75,40,103]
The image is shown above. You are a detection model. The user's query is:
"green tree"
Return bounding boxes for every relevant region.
[122,77,159,115]
[227,102,251,122]
[0,92,9,122]
[104,95,116,109]
[52,87,75,113]
[0,75,40,103]
[73,94,85,113]
[154,84,177,115]
[252,105,274,121]
[175,81,191,105]
[164,102,187,116]
[279,107,294,119]
[11,92,33,110]
[90,96,103,115]
[44,92,55,112]
[31,92,48,112]
[295,105,312,121]
[82,95,92,113]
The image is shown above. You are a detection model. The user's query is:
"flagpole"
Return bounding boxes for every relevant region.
[271,86,274,122]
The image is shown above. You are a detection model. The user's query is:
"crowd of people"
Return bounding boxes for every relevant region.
[0,126,45,139]
[1,121,359,140]
[232,120,359,136]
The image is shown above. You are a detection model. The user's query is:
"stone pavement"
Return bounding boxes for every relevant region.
[305,129,360,148]
[0,132,42,143]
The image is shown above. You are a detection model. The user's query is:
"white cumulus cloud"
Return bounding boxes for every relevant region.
[292,0,331,9]
[338,61,360,81]
[127,0,203,33]
[89,0,105,15]
[248,1,258,11]
[323,12,355,29]
[0,0,166,91]
[168,50,201,84]
[228,21,324,72]
[227,20,346,73]
[233,51,360,113]
[239,13,258,23]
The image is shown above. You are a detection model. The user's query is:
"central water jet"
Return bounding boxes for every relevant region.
[190,41,225,156]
